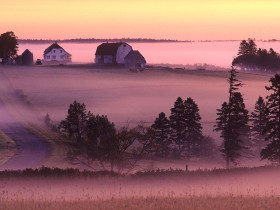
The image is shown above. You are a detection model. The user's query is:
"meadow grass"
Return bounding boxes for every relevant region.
[1,196,280,210]
[1,167,280,209]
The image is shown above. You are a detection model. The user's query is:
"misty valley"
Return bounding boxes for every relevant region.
[0,63,280,209]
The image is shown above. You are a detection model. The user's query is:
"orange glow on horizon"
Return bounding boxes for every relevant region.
[1,0,280,40]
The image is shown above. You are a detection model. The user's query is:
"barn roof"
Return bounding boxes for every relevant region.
[44,42,71,55]
[95,42,128,56]
[124,50,146,63]
[22,49,33,56]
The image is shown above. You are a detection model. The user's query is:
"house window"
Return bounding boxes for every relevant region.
[47,56,50,59]
[52,56,56,59]
[53,50,56,53]
[60,50,62,53]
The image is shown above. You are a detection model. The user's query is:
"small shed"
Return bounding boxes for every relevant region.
[22,49,33,65]
[15,49,34,65]
[124,50,146,71]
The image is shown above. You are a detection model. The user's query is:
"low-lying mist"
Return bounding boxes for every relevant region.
[0,65,273,170]
[0,66,270,134]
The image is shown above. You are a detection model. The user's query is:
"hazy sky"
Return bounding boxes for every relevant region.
[1,0,280,40]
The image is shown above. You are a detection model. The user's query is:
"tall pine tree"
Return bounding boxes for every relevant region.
[170,97,186,157]
[151,112,171,157]
[59,101,90,143]
[251,96,268,155]
[261,74,280,164]
[183,97,203,158]
[215,67,250,169]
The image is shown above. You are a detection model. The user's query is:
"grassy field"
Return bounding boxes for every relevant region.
[1,196,280,210]
[1,166,280,210]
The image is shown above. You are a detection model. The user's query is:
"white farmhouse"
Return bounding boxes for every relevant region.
[95,42,132,64]
[43,42,71,65]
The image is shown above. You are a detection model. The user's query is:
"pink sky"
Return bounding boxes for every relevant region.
[1,0,280,40]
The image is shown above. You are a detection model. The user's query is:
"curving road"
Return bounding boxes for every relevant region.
[0,101,51,171]
[0,69,51,171]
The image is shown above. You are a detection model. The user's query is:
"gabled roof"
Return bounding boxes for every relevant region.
[124,50,146,63]
[95,42,127,56]
[44,42,71,55]
[22,49,33,56]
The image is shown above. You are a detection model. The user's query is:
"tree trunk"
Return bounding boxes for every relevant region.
[110,160,114,172]
[226,156,230,169]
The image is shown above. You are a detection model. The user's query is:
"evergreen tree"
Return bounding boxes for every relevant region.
[231,92,251,151]
[215,67,250,169]
[251,96,268,155]
[169,97,186,157]
[233,39,280,71]
[261,74,280,164]
[237,39,257,56]
[228,67,242,101]
[59,101,90,143]
[86,114,119,171]
[183,97,203,158]
[151,112,171,157]
[238,40,250,56]
[248,39,257,55]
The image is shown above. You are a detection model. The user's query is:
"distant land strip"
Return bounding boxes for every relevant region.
[18,38,190,44]
[18,39,280,44]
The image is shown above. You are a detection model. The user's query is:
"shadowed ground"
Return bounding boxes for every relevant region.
[0,102,50,170]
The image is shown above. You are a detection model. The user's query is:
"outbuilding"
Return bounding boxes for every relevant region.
[15,49,33,65]
[95,42,132,64]
[22,49,33,65]
[124,50,146,71]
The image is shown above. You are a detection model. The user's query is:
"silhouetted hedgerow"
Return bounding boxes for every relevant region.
[0,166,119,178]
[133,165,280,178]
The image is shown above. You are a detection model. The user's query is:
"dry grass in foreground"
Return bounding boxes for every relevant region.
[1,196,280,210]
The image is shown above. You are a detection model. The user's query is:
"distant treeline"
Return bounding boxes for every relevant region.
[232,39,280,71]
[18,38,188,44]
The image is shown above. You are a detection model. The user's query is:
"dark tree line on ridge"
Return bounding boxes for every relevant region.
[232,39,280,71]
[54,68,280,171]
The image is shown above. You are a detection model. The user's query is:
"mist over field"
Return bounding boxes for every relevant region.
[0,65,269,135]
[0,64,272,171]
[3,0,280,207]
[0,50,279,210]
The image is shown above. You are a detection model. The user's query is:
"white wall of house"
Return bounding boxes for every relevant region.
[44,48,71,63]
[116,44,132,64]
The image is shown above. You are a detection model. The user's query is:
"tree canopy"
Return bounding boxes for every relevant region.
[233,39,280,71]
[0,31,18,64]
[60,101,154,172]
[215,67,250,169]
[251,97,268,155]
[261,74,280,164]
[151,112,171,157]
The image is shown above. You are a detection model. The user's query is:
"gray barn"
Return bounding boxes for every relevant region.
[16,49,33,65]
[124,50,146,71]
[22,49,33,65]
